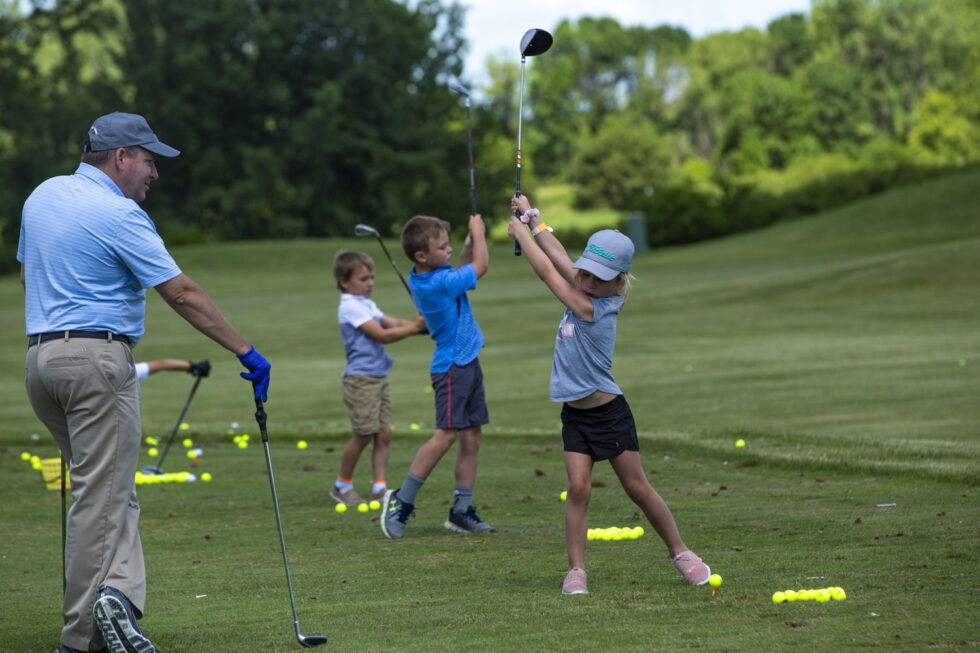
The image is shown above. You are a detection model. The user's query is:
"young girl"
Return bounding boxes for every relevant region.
[508,195,710,595]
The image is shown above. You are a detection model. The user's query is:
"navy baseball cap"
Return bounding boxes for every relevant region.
[572,229,634,281]
[84,112,180,158]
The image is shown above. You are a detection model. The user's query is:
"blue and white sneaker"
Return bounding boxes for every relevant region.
[380,489,414,540]
[445,505,495,534]
[92,585,159,653]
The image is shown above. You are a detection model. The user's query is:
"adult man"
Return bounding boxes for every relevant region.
[18,112,271,653]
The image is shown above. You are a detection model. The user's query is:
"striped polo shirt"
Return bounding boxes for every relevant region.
[17,162,182,345]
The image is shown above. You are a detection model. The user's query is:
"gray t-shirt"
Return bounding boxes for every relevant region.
[550,296,625,402]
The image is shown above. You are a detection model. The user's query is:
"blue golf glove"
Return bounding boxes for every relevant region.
[238,346,271,401]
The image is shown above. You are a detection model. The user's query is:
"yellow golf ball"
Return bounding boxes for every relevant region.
[735,438,746,448]
[369,500,381,510]
[20,451,31,461]
[148,447,158,457]
[201,472,212,482]
[335,503,347,513]
[297,440,308,450]
[237,441,248,449]
[773,591,786,604]
[179,422,190,431]
[357,502,369,513]
[182,438,193,448]
[145,436,158,446]
[410,423,420,430]
[560,490,567,502]
[709,574,722,588]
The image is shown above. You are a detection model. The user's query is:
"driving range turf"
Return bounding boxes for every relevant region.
[1,170,977,651]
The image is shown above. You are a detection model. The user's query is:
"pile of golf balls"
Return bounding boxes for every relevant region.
[135,471,197,485]
[772,587,846,603]
[586,526,644,541]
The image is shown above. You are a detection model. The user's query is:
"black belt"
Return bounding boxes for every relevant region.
[28,331,132,348]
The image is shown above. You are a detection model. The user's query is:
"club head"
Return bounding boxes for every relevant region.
[448,81,470,98]
[520,28,553,57]
[353,224,380,238]
[298,634,328,648]
[140,465,163,475]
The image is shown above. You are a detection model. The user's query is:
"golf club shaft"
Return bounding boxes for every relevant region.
[514,56,528,256]
[253,398,310,643]
[464,98,477,216]
[61,454,66,594]
[376,238,411,297]
[155,374,203,470]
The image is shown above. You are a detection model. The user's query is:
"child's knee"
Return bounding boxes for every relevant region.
[375,428,392,446]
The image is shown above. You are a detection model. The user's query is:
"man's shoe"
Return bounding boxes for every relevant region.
[56,646,108,653]
[330,485,363,507]
[673,550,711,585]
[561,568,588,595]
[444,505,495,534]
[380,489,414,539]
[93,585,159,653]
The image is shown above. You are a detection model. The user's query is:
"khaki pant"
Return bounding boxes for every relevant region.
[26,337,145,651]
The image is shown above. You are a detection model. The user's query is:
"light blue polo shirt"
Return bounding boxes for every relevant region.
[17,163,182,345]
[409,263,483,373]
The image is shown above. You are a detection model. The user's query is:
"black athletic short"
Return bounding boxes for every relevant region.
[561,395,638,461]
[431,358,489,430]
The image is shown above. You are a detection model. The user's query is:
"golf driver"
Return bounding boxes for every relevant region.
[140,370,206,475]
[353,223,411,297]
[448,81,478,216]
[514,28,553,256]
[253,395,327,648]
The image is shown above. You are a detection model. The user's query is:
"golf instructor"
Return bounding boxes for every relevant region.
[18,112,271,653]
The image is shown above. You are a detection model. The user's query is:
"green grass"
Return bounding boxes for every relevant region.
[1,170,978,651]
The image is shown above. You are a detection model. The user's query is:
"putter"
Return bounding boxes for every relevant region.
[140,374,203,475]
[448,81,478,216]
[252,395,327,648]
[514,28,553,256]
[353,223,411,297]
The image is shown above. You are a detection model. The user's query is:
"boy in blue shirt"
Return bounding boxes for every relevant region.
[381,214,493,539]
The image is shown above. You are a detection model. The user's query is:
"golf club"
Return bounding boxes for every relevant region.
[353,223,411,297]
[448,81,478,216]
[252,395,328,648]
[61,455,67,594]
[140,372,204,475]
[514,28,554,256]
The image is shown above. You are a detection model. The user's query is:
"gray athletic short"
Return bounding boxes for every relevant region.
[561,394,638,461]
[431,358,489,430]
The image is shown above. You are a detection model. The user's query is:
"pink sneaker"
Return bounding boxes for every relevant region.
[673,550,710,585]
[562,568,588,595]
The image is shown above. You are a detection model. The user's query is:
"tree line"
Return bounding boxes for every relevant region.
[2,0,978,270]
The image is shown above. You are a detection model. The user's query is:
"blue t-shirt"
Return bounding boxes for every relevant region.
[550,296,624,402]
[409,264,483,373]
[17,163,181,345]
[338,294,394,377]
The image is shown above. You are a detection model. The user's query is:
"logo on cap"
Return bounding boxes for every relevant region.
[586,243,617,262]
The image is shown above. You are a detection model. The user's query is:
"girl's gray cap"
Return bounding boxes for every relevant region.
[572,229,634,281]
[85,112,180,158]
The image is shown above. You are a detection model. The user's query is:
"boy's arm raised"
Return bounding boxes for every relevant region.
[507,216,593,321]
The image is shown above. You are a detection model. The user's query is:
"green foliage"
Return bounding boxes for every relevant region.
[569,115,671,210]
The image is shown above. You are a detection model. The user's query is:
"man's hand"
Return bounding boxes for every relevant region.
[188,360,211,378]
[238,347,271,401]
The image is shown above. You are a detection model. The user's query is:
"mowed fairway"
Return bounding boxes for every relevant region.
[1,171,977,651]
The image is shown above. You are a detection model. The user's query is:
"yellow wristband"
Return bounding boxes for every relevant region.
[532,222,549,236]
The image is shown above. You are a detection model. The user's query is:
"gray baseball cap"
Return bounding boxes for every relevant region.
[572,229,634,281]
[84,112,180,158]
